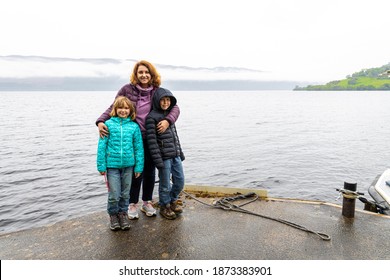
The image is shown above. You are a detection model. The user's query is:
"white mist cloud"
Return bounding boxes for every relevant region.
[0,56,131,78]
[0,56,291,82]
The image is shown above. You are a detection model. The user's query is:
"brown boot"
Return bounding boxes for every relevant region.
[160,204,177,220]
[170,201,183,214]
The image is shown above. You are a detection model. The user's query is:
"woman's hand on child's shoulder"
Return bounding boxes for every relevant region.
[98,122,109,138]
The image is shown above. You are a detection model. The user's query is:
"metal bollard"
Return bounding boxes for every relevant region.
[342,182,357,218]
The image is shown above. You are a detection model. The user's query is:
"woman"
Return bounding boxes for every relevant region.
[96,60,180,219]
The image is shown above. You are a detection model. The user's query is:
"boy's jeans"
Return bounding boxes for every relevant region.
[158,156,185,206]
[107,167,133,215]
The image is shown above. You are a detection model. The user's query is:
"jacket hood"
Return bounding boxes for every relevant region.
[152,87,177,111]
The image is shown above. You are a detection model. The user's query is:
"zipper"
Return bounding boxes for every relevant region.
[120,119,123,165]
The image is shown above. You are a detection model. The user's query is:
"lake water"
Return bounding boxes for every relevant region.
[1,90,390,234]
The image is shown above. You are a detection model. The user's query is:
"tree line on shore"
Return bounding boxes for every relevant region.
[295,63,390,91]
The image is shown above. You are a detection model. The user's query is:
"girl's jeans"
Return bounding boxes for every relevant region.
[107,167,133,215]
[158,156,185,206]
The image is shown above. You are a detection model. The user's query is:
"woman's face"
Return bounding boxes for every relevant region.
[137,65,151,87]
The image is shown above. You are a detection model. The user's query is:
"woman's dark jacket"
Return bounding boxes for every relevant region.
[145,88,185,169]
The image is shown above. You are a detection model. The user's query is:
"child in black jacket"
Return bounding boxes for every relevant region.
[145,88,185,219]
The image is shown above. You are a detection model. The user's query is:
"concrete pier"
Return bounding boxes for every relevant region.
[0,186,389,260]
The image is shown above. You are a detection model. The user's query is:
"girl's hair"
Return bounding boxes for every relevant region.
[130,60,161,87]
[109,96,136,120]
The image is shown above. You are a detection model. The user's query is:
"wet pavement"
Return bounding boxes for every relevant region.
[0,186,389,260]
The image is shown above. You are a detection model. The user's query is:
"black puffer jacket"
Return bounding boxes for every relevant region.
[146,88,185,169]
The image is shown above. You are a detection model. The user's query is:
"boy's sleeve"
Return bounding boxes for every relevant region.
[133,125,144,173]
[97,136,108,172]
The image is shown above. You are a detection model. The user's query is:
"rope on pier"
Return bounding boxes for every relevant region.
[182,191,331,241]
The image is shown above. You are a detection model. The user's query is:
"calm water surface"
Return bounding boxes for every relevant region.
[1,90,390,234]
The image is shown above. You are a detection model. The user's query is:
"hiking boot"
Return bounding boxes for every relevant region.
[118,212,131,230]
[160,204,177,220]
[109,214,120,231]
[141,201,157,217]
[170,200,183,214]
[128,203,139,219]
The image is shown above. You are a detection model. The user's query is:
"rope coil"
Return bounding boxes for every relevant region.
[183,191,331,241]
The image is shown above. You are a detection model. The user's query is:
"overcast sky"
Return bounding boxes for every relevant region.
[1,0,389,82]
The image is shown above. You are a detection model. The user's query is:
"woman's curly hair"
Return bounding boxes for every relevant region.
[130,60,161,87]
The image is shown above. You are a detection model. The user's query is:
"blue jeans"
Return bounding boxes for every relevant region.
[158,156,185,206]
[106,167,133,215]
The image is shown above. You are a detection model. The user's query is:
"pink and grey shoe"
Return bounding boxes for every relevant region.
[141,201,157,217]
[128,203,139,219]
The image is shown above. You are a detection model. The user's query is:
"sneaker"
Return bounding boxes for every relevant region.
[128,203,139,219]
[109,214,120,231]
[170,201,183,214]
[141,201,157,217]
[160,204,177,220]
[118,212,131,230]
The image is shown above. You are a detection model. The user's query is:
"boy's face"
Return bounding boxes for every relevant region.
[160,97,171,110]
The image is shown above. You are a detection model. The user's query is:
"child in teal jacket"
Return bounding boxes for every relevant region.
[97,96,144,230]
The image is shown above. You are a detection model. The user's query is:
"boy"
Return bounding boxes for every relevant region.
[145,88,185,219]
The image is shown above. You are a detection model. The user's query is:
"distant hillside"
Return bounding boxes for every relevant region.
[0,77,300,91]
[294,63,390,91]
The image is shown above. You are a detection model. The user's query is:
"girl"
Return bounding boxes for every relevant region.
[97,96,144,230]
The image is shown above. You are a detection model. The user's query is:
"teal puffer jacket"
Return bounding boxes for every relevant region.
[97,117,144,173]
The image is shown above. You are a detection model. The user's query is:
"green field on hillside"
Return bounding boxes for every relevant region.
[295,63,390,91]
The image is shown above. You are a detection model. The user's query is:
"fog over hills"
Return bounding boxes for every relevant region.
[0,55,305,90]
